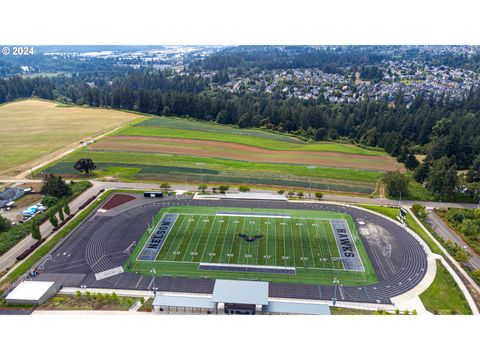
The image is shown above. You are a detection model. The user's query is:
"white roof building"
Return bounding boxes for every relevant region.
[5,281,59,305]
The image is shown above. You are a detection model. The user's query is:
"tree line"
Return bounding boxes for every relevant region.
[2,70,480,198]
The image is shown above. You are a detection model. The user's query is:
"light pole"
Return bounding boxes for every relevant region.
[151,267,157,297]
[332,268,340,307]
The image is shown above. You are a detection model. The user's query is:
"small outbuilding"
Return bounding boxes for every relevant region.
[5,281,59,305]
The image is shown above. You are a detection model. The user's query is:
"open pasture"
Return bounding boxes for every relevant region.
[0,99,144,175]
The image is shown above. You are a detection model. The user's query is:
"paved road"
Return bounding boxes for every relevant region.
[425,212,480,270]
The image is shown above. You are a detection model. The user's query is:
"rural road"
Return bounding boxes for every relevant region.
[425,211,480,270]
[1,179,479,274]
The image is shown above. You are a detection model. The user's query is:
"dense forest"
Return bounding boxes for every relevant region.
[1,62,480,199]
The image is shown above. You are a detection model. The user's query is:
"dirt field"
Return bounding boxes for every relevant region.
[93,136,400,171]
[0,99,145,177]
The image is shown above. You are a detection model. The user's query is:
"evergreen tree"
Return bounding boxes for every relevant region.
[48,209,58,228]
[58,205,65,222]
[414,162,430,183]
[405,153,420,170]
[41,175,71,198]
[63,200,71,216]
[426,157,459,198]
[466,154,480,183]
[31,219,41,241]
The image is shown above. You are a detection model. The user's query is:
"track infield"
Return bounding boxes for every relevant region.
[127,206,377,285]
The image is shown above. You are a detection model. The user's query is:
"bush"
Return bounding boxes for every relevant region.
[471,269,480,283]
[238,186,250,192]
[160,182,171,190]
[383,171,409,197]
[0,215,12,233]
[297,191,304,198]
[41,195,59,208]
[218,185,229,194]
[277,190,285,195]
[412,203,428,219]
[314,192,323,199]
[287,191,295,196]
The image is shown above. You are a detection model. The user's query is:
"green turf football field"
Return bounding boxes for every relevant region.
[126,206,378,285]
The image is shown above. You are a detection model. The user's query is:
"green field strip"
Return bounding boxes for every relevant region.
[217,218,238,264]
[288,220,304,267]
[226,218,245,264]
[53,150,384,184]
[256,219,268,266]
[118,123,382,155]
[310,221,327,264]
[165,215,193,261]
[200,216,227,262]
[246,219,260,266]
[237,218,256,265]
[267,219,278,266]
[132,116,304,144]
[182,216,208,261]
[305,220,323,268]
[173,216,200,262]
[191,216,217,263]
[211,217,232,263]
[298,220,316,268]
[315,220,335,269]
[176,216,204,262]
[213,218,237,264]
[180,217,207,261]
[161,215,190,261]
[283,220,296,267]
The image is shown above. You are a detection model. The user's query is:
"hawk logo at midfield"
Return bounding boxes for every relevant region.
[238,234,264,242]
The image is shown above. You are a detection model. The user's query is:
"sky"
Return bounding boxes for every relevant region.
[0,0,479,45]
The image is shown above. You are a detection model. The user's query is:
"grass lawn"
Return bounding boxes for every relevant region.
[330,307,375,315]
[419,260,472,315]
[126,206,377,286]
[0,99,145,175]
